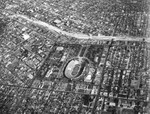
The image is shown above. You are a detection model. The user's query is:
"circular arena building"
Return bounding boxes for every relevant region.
[63,57,90,80]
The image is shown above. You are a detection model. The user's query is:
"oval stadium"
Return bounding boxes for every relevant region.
[63,57,90,80]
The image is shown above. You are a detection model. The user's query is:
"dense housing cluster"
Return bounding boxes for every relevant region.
[0,41,149,114]
[0,0,150,114]
[0,0,149,37]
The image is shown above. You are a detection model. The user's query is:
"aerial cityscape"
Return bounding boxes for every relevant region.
[0,0,150,114]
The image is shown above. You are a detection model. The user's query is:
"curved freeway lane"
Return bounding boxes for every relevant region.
[10,14,149,42]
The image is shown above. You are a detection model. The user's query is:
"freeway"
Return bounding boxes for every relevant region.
[10,14,150,42]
